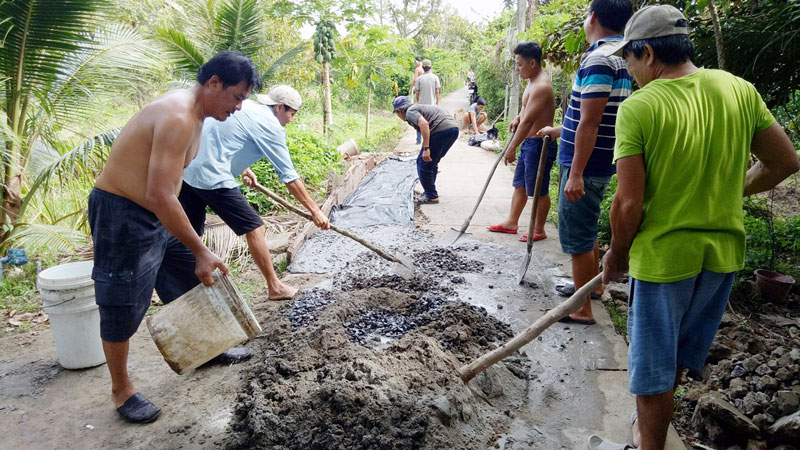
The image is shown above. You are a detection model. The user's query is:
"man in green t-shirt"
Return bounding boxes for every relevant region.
[591,5,799,450]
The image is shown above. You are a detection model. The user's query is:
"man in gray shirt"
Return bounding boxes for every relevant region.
[414,59,440,105]
[392,96,459,204]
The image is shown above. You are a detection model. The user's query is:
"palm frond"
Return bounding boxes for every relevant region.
[19,128,119,218]
[4,222,88,256]
[260,43,309,82]
[44,25,159,127]
[0,0,111,99]
[214,0,263,56]
[155,27,208,75]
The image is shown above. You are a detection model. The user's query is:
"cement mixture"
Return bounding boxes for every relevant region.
[226,247,532,450]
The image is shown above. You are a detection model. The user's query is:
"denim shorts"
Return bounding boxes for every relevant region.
[557,166,610,254]
[88,188,200,342]
[512,137,558,197]
[627,270,734,395]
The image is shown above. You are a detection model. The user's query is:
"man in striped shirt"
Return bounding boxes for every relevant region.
[539,0,632,325]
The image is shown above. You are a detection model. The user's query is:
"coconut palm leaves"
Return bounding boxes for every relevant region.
[0,0,158,239]
[157,0,300,80]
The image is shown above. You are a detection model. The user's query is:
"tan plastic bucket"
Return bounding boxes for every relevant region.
[337,138,360,159]
[146,271,261,374]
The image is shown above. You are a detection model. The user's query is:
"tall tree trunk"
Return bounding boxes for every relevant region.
[322,60,333,136]
[708,0,726,70]
[526,0,538,29]
[365,84,372,140]
[508,0,528,119]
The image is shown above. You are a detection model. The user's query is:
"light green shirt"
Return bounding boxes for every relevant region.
[614,68,775,283]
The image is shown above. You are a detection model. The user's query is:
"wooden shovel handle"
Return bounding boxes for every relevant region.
[458,272,603,382]
[250,182,404,265]
[525,135,552,252]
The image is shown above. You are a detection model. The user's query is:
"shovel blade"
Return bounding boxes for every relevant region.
[438,228,472,247]
[517,250,532,284]
[392,252,416,279]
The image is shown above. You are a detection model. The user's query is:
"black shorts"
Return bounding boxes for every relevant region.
[88,188,200,342]
[179,181,263,236]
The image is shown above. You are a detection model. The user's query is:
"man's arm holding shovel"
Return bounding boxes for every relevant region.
[241,168,330,229]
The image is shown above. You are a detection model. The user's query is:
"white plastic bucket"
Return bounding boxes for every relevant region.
[147,271,261,375]
[38,260,106,369]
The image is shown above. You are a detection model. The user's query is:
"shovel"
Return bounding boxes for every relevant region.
[250,182,416,277]
[458,272,603,382]
[439,132,516,246]
[517,135,552,284]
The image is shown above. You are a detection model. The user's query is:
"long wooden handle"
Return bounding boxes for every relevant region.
[525,135,551,252]
[250,182,403,265]
[458,272,603,382]
[454,131,516,234]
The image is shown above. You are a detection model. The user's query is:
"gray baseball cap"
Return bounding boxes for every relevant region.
[596,5,689,57]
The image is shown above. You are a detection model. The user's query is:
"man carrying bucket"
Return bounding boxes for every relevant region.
[176,84,330,302]
[89,51,260,423]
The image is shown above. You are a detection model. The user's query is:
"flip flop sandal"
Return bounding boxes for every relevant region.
[487,224,518,234]
[519,232,546,242]
[587,435,635,450]
[558,315,597,325]
[556,283,602,300]
[116,392,161,423]
[208,346,254,365]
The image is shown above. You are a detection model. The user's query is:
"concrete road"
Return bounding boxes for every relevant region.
[395,87,686,449]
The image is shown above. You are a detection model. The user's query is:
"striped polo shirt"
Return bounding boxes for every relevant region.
[558,36,632,177]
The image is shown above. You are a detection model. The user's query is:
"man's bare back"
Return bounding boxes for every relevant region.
[520,70,555,138]
[95,88,205,210]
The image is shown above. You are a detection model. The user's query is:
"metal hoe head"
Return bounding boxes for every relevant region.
[438,226,472,247]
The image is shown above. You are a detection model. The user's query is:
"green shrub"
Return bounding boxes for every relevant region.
[741,197,800,280]
[597,175,617,247]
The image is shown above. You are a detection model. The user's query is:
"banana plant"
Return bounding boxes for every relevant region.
[339,26,408,139]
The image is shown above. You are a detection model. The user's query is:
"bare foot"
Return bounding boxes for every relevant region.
[268,281,298,301]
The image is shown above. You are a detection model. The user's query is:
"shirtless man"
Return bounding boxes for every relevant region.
[89,50,261,423]
[486,42,557,243]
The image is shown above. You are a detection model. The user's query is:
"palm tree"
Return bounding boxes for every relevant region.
[155,0,307,84]
[0,0,158,244]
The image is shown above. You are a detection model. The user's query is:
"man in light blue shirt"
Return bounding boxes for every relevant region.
[177,85,329,305]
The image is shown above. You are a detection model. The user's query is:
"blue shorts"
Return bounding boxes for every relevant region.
[512,137,558,197]
[557,166,610,254]
[627,270,734,395]
[88,188,199,342]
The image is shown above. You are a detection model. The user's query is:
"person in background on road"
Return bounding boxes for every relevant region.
[538,0,633,323]
[462,97,488,135]
[410,57,425,144]
[392,95,459,204]
[486,42,556,243]
[89,51,260,423]
[467,68,475,83]
[178,84,330,307]
[593,5,799,450]
[414,59,440,106]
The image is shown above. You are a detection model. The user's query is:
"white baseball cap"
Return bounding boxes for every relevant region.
[256,84,302,110]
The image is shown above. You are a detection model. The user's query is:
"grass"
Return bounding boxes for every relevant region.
[0,265,40,314]
[602,299,628,338]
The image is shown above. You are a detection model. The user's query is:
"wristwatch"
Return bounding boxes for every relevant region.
[422,146,430,150]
